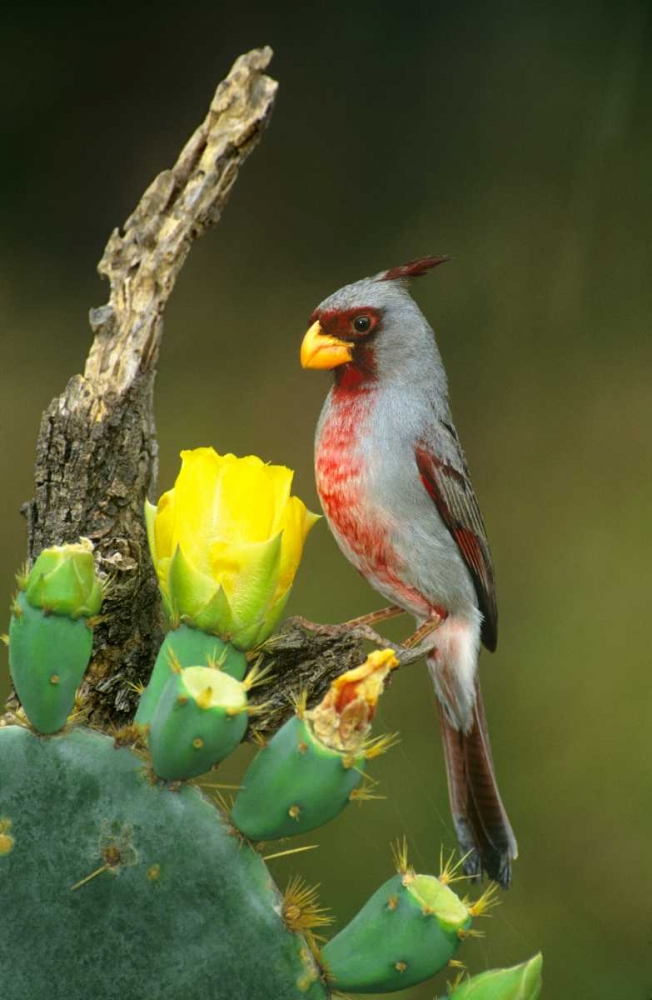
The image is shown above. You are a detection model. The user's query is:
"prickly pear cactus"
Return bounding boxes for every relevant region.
[0,724,330,1000]
[0,449,543,1000]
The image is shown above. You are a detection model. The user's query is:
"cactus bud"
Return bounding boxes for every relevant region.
[24,539,102,619]
[8,541,103,734]
[447,954,543,999]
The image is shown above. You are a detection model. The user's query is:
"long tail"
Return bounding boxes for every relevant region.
[434,666,518,888]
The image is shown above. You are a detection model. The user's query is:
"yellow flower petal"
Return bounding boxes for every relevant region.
[276,496,320,600]
[216,457,274,543]
[266,464,295,534]
[173,449,223,570]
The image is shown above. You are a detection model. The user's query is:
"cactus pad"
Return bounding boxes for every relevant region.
[8,593,94,734]
[135,624,247,727]
[148,665,249,779]
[321,871,470,993]
[231,714,365,840]
[0,724,329,1000]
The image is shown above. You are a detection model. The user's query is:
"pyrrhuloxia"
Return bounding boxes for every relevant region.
[300,257,517,887]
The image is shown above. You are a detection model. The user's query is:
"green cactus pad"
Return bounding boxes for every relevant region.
[0,725,330,1000]
[135,624,247,727]
[8,591,94,734]
[149,666,249,780]
[321,871,470,993]
[447,954,543,999]
[231,715,365,840]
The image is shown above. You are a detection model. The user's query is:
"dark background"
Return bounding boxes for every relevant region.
[1,3,651,996]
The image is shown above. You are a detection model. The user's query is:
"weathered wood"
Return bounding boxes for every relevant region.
[248,621,368,738]
[17,48,279,727]
[8,46,409,738]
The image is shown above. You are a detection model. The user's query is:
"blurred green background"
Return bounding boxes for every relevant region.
[1,2,651,996]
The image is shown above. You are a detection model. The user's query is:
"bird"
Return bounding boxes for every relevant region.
[300,256,517,887]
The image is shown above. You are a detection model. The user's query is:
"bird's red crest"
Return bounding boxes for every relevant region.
[380,256,450,282]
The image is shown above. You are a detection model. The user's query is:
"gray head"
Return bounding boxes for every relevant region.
[300,256,449,387]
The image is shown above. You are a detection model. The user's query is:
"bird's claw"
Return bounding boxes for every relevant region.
[395,639,436,666]
[285,616,432,667]
[286,616,353,639]
[344,623,398,649]
[288,615,399,649]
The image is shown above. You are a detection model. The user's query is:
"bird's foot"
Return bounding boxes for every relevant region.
[392,615,446,665]
[287,615,353,639]
[393,643,432,666]
[287,614,405,657]
[286,611,441,668]
[346,624,405,655]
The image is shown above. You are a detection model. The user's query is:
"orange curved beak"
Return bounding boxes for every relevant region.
[300,320,353,370]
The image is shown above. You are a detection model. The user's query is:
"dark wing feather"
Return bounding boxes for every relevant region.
[415,438,498,651]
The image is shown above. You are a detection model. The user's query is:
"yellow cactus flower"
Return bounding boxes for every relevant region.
[145,448,319,649]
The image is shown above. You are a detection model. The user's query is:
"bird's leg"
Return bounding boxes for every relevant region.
[390,616,447,667]
[287,608,443,667]
[402,614,446,650]
[287,605,403,639]
[342,604,404,628]
[286,607,406,656]
[347,615,445,667]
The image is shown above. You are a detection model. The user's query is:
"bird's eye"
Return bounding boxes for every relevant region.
[353,315,372,334]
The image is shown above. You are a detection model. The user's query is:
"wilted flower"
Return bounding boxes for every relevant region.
[145,448,319,649]
[307,649,399,752]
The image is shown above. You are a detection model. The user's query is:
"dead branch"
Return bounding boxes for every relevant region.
[10,46,378,735]
[16,49,279,726]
